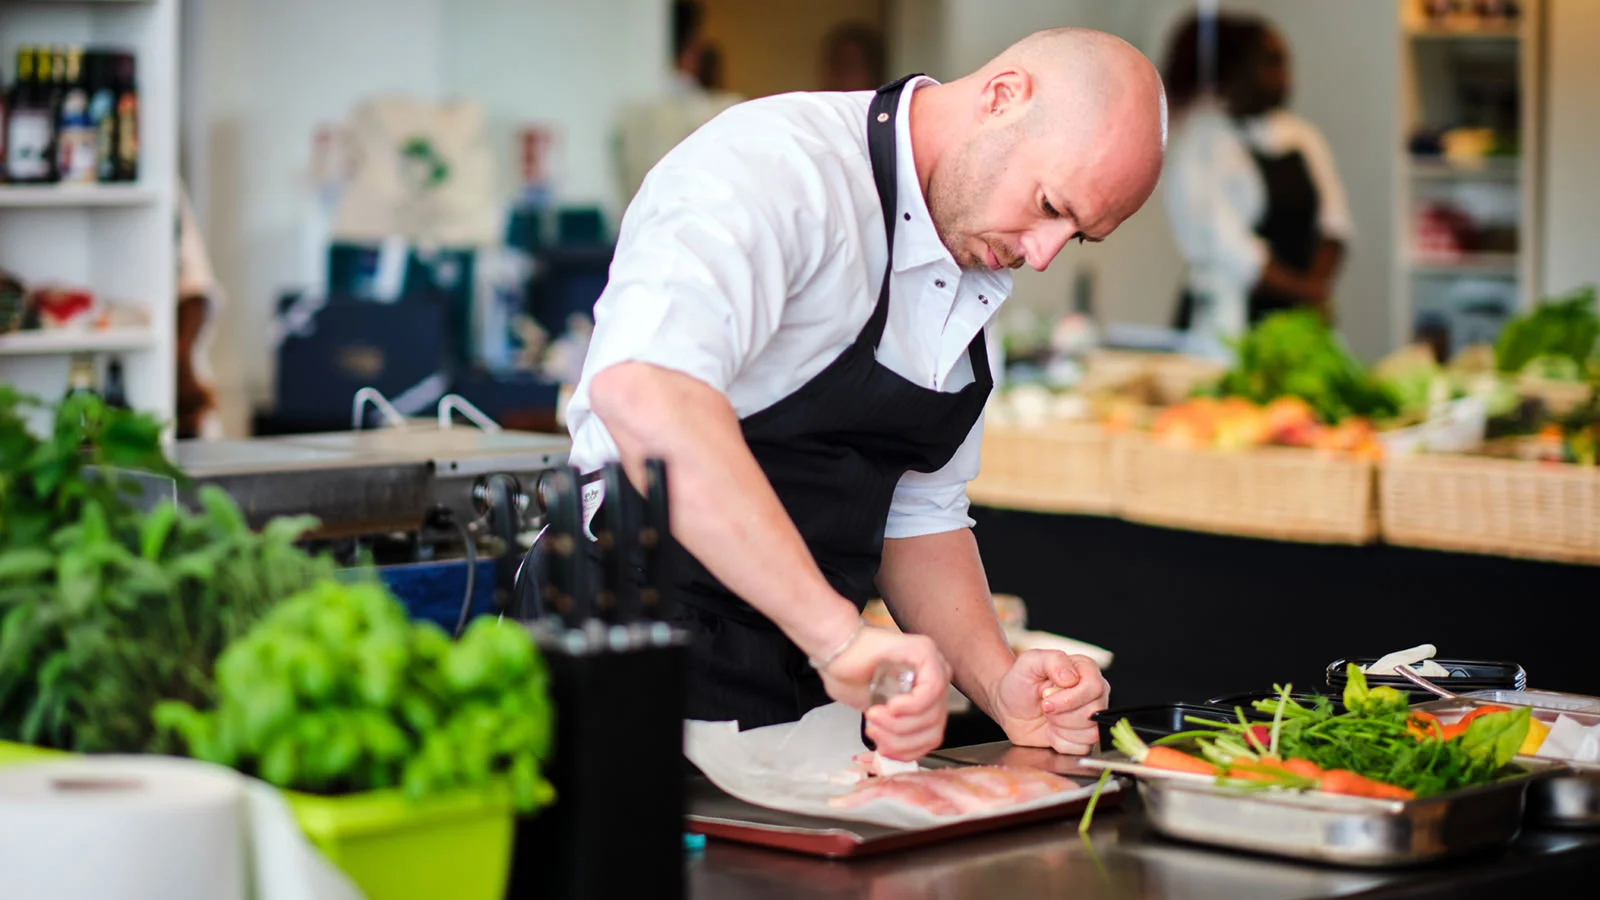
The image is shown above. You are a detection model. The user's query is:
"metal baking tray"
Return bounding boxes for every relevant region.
[685,754,1120,859]
[1082,752,1562,867]
[1415,695,1600,829]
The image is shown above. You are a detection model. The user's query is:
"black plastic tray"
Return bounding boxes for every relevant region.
[1326,657,1526,703]
[1206,690,1346,715]
[1093,702,1260,750]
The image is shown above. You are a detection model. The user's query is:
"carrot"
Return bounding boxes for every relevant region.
[1225,765,1278,782]
[1282,758,1324,780]
[1319,769,1415,800]
[1144,746,1220,776]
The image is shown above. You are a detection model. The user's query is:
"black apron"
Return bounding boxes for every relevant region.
[517,75,993,731]
[1173,140,1322,329]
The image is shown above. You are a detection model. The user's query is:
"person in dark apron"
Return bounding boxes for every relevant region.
[1165,14,1348,331]
[521,77,988,731]
[519,30,1166,762]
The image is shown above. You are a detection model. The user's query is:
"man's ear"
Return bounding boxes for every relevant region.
[977,67,1034,121]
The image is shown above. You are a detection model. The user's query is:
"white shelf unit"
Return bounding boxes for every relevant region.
[0,0,178,436]
[1392,0,1543,359]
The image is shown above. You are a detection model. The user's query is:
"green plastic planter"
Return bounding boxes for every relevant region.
[285,783,516,900]
[0,739,68,766]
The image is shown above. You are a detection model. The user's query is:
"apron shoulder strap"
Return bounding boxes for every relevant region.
[862,74,922,349]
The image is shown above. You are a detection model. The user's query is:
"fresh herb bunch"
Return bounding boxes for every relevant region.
[1241,667,1528,797]
[155,580,556,813]
[0,385,178,552]
[0,487,333,753]
[1495,285,1599,376]
[1204,312,1401,424]
[0,388,334,753]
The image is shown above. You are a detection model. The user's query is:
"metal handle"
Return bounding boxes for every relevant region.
[352,386,407,431]
[437,394,503,433]
[1393,664,1461,701]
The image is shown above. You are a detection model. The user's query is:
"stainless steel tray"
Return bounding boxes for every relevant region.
[1418,695,1600,829]
[1082,755,1562,867]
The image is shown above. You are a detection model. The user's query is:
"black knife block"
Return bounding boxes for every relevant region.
[507,628,689,900]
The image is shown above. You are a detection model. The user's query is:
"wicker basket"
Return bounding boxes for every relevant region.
[1110,434,1378,544]
[1380,454,1600,565]
[1516,375,1595,416]
[969,421,1116,515]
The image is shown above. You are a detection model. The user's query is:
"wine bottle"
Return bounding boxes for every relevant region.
[103,356,129,409]
[112,53,138,182]
[5,47,54,183]
[55,46,95,183]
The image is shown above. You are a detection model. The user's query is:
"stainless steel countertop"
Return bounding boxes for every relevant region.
[688,795,1600,899]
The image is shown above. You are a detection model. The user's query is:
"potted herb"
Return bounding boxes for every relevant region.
[156,580,555,900]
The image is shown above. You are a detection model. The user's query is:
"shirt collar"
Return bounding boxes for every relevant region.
[890,77,1014,298]
[891,77,953,274]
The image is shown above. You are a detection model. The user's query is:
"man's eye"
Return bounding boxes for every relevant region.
[1042,200,1059,218]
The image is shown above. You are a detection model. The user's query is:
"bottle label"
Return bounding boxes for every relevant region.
[117,95,139,177]
[91,90,115,180]
[57,127,98,183]
[6,110,52,180]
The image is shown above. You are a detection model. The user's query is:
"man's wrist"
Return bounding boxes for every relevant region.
[778,587,864,663]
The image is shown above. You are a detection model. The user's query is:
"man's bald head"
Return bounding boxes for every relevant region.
[910,28,1167,272]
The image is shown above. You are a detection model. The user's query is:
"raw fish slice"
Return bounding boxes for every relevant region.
[827,765,1075,817]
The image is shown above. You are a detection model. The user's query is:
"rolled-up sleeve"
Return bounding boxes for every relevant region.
[566,130,827,469]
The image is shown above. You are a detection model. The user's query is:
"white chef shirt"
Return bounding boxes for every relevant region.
[568,77,1012,539]
[1164,100,1353,340]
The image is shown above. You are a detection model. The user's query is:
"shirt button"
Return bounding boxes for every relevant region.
[934,279,946,289]
[980,294,988,305]
[903,212,910,221]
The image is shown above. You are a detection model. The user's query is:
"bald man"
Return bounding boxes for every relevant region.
[538,28,1165,760]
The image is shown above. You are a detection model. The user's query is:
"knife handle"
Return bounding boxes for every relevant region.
[599,462,640,622]
[541,466,588,626]
[640,458,671,616]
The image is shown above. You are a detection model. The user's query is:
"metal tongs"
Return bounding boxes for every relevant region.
[1392,664,1462,702]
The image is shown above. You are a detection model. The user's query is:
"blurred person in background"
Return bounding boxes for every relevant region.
[820,22,886,92]
[1163,12,1353,346]
[614,1,742,207]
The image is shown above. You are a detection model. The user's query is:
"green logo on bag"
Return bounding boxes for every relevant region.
[399,137,450,190]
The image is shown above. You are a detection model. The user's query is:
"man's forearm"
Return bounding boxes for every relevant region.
[876,528,1014,718]
[588,362,859,658]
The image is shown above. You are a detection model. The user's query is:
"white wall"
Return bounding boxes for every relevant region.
[1540,0,1600,297]
[189,0,668,416]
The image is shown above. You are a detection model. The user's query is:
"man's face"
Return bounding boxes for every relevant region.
[925,118,1139,273]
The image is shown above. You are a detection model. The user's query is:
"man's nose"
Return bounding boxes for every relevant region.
[1023,225,1075,272]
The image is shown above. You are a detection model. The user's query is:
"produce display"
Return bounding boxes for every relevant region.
[1105,665,1531,801]
[0,389,334,753]
[1494,286,1600,379]
[155,580,555,812]
[1201,311,1401,425]
[1147,395,1383,458]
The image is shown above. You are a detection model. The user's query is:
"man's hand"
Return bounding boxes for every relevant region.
[988,651,1110,756]
[818,627,952,762]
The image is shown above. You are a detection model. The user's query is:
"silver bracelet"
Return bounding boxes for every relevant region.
[808,619,865,672]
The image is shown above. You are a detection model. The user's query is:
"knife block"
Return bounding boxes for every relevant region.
[507,627,690,900]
